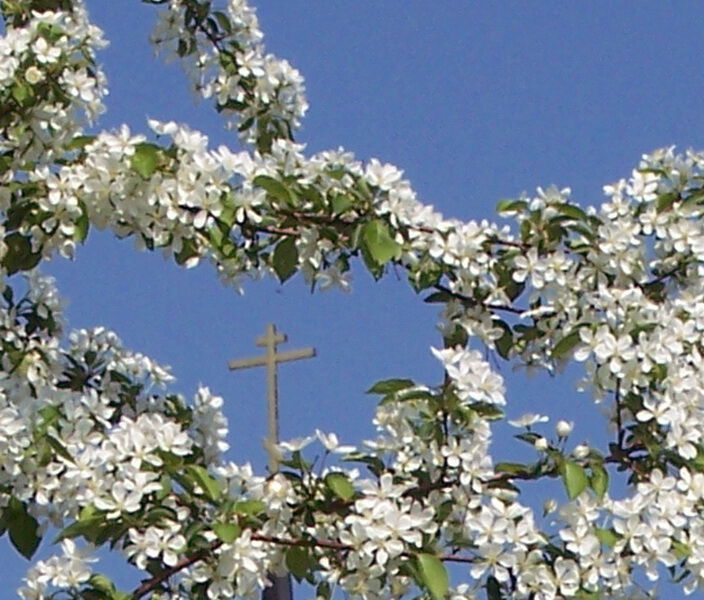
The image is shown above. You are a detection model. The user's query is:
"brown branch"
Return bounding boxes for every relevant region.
[130,530,479,598]
[439,554,476,564]
[643,263,684,288]
[485,237,529,250]
[251,224,300,237]
[132,542,222,599]
[605,442,650,479]
[287,211,356,226]
[252,533,477,565]
[614,379,624,449]
[434,284,526,315]
[252,533,350,552]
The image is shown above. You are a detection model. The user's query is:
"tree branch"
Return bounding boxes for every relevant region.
[434,284,526,315]
[130,531,479,598]
[614,379,624,449]
[132,542,222,599]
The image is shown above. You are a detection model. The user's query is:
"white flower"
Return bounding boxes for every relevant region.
[508,413,549,428]
[94,481,143,517]
[316,429,355,453]
[277,435,315,452]
[365,159,403,190]
[32,36,61,64]
[61,67,99,103]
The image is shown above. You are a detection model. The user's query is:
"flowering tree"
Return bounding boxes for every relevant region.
[2,1,704,599]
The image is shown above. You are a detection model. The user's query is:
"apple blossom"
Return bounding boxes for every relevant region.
[2,1,704,599]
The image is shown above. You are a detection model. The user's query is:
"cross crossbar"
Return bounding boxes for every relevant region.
[227,347,315,370]
[228,323,316,472]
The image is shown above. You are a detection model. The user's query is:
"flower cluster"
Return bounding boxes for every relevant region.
[0,2,106,170]
[150,0,308,148]
[3,1,704,600]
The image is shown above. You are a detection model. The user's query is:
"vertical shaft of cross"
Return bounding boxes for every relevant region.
[260,323,286,472]
[228,324,316,600]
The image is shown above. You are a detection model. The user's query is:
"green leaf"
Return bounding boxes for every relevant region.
[495,462,530,476]
[285,546,316,581]
[185,465,222,502]
[74,205,90,243]
[342,452,386,477]
[46,434,75,464]
[494,320,513,360]
[212,522,241,544]
[7,498,40,559]
[130,143,161,179]
[89,574,116,594]
[361,219,401,267]
[415,553,448,600]
[366,378,415,394]
[486,575,502,600]
[656,192,678,213]
[442,324,468,348]
[331,194,353,215]
[551,330,581,359]
[3,233,41,275]
[316,581,331,600]
[594,527,619,547]
[423,291,452,304]
[672,539,692,559]
[80,590,108,600]
[177,37,194,58]
[394,388,435,403]
[555,204,588,222]
[253,175,295,206]
[561,460,589,499]
[325,472,355,501]
[54,507,102,543]
[589,464,609,499]
[272,236,298,283]
[156,474,172,501]
[66,135,96,151]
[174,238,198,266]
[495,199,527,215]
[471,402,504,420]
[213,10,232,33]
[232,499,266,516]
[11,82,33,105]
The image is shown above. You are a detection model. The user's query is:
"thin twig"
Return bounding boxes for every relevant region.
[615,379,624,449]
[434,284,526,315]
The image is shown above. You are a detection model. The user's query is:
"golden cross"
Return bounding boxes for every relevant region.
[228,323,316,472]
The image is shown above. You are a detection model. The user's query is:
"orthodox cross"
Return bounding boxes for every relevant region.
[228,323,316,472]
[228,324,316,600]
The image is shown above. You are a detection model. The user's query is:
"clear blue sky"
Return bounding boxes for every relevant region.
[6,2,704,597]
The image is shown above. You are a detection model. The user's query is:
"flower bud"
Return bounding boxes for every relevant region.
[556,420,574,438]
[534,436,548,451]
[573,443,590,459]
[543,498,558,515]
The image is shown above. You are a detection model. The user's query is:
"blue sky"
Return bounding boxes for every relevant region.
[6,2,704,597]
